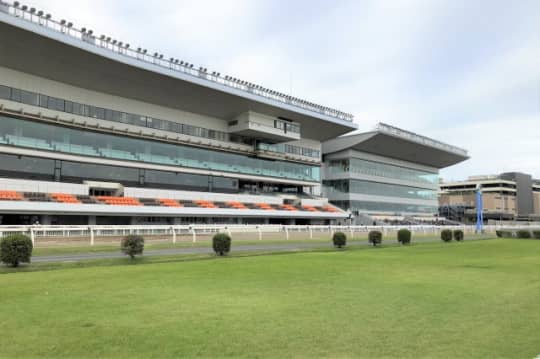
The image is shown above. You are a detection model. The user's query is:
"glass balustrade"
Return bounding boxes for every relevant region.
[0,116,320,182]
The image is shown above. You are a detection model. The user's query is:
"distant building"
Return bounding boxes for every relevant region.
[439,173,540,223]
[322,123,469,224]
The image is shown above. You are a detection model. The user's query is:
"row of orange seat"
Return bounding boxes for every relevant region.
[0,190,342,213]
[159,198,182,207]
[96,196,142,206]
[0,190,24,200]
[50,193,80,203]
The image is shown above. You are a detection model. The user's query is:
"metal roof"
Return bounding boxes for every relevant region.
[322,123,469,169]
[0,3,357,140]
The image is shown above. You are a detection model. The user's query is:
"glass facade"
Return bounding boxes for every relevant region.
[327,158,438,185]
[257,142,320,158]
[0,116,320,182]
[0,153,239,192]
[323,179,438,201]
[331,200,437,214]
[0,84,318,158]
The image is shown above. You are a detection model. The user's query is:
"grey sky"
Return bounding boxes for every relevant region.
[21,0,540,180]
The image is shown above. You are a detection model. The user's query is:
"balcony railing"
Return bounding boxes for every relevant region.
[376,123,468,156]
[0,1,354,122]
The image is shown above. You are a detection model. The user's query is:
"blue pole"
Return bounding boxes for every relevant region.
[476,190,483,232]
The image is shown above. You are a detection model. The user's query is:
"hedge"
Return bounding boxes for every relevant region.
[441,229,452,242]
[453,229,464,242]
[0,233,33,267]
[121,235,145,259]
[213,233,231,256]
[368,231,382,247]
[332,232,347,248]
[397,229,411,245]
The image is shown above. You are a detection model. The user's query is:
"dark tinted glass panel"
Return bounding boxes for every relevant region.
[0,85,10,99]
[61,161,139,184]
[20,90,39,106]
[0,154,55,180]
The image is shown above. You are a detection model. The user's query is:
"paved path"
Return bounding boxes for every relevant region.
[31,236,477,263]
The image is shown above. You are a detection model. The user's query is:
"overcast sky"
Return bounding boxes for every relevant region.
[23,0,540,181]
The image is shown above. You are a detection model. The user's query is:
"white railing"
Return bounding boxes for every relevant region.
[0,1,353,122]
[0,224,508,247]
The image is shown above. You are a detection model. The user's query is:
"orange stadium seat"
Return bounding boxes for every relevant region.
[159,198,182,207]
[50,193,81,203]
[0,190,24,201]
[97,196,142,206]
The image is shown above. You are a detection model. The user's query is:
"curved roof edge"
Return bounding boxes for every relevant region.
[0,2,356,128]
[322,123,469,169]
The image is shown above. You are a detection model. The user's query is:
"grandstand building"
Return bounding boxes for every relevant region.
[322,124,469,224]
[439,173,540,223]
[0,2,355,225]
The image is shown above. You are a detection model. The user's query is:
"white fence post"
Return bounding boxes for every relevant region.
[309,226,313,239]
[89,226,94,246]
[191,228,197,243]
[171,226,177,244]
[29,227,35,246]
[257,226,262,241]
[284,226,289,240]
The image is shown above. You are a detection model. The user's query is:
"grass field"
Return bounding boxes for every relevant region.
[1,238,539,358]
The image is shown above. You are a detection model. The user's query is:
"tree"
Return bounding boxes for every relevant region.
[212,233,231,256]
[121,235,145,259]
[441,229,452,242]
[0,234,33,267]
[397,229,411,245]
[332,232,347,249]
[453,230,464,242]
[368,231,382,247]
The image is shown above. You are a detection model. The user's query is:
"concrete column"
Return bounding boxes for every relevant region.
[40,215,51,225]
[88,216,96,225]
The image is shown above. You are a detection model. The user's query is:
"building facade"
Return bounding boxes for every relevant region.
[322,124,469,224]
[439,173,540,223]
[0,2,356,225]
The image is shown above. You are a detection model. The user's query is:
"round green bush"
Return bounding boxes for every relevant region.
[332,232,347,248]
[453,229,464,242]
[368,230,382,247]
[397,229,411,245]
[516,230,531,239]
[441,229,452,242]
[0,233,33,267]
[121,235,145,259]
[213,233,231,256]
[532,230,540,239]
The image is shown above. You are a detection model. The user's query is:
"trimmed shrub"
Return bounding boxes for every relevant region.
[397,229,411,245]
[453,229,464,242]
[121,235,145,259]
[212,233,231,256]
[368,231,382,247]
[495,230,514,238]
[332,232,347,248]
[441,229,452,242]
[516,230,531,239]
[0,234,33,267]
[532,231,540,239]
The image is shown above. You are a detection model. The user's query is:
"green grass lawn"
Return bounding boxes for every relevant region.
[1,239,539,358]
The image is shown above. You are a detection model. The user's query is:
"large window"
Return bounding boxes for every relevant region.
[331,200,437,214]
[327,158,438,185]
[0,116,320,182]
[0,84,315,157]
[323,179,437,201]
